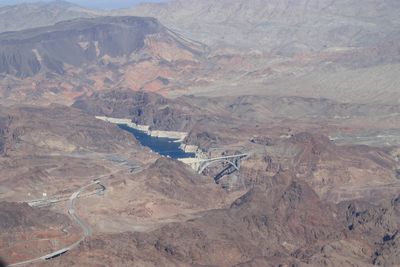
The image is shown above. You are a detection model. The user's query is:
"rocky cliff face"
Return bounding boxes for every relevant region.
[0,16,164,77]
[0,15,207,103]
[341,197,400,266]
[0,104,140,155]
[73,90,201,131]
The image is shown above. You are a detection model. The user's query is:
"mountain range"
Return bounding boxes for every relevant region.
[0,13,206,104]
[123,0,400,51]
[0,1,400,266]
[0,1,100,33]
[0,0,399,105]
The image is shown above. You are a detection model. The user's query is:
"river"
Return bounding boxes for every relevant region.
[118,124,195,159]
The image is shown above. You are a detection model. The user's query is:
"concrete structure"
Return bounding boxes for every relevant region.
[179,153,249,182]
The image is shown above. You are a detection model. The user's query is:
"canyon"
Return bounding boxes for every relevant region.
[0,0,399,266]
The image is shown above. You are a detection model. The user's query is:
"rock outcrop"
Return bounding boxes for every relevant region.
[0,16,164,77]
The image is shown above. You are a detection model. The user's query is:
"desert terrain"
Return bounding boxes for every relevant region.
[0,0,399,266]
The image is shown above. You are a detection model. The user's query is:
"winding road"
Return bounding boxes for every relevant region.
[8,181,105,267]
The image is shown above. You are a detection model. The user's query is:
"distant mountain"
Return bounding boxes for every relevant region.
[0,15,207,103]
[1,0,400,105]
[0,1,101,33]
[122,0,400,52]
[111,0,400,105]
[0,16,164,77]
[7,0,399,53]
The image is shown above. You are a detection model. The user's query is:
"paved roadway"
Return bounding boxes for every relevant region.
[8,181,104,267]
[27,173,112,208]
[196,153,249,163]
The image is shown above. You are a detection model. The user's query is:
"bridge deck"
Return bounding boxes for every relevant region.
[195,153,248,163]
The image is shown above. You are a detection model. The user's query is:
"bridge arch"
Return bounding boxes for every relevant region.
[198,158,240,174]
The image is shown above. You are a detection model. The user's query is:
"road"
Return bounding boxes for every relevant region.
[8,181,105,267]
[27,174,112,208]
[196,153,249,162]
[67,181,99,237]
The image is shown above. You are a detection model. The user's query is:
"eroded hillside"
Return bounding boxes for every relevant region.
[0,1,399,266]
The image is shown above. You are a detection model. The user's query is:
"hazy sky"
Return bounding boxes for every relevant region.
[0,0,167,9]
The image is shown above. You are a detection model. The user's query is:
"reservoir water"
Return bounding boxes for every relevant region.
[118,124,195,159]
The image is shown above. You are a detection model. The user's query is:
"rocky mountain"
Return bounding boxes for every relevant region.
[1,1,399,104]
[119,0,400,105]
[0,201,79,266]
[0,16,181,77]
[124,0,400,51]
[0,1,399,266]
[73,90,400,147]
[0,15,207,103]
[0,201,68,230]
[0,104,143,155]
[0,101,157,266]
[0,1,100,33]
[72,90,206,131]
[0,103,153,201]
[46,169,400,266]
[3,0,398,54]
[2,94,400,266]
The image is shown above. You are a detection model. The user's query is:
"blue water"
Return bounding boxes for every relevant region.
[118,124,195,159]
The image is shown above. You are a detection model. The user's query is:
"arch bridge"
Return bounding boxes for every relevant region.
[183,153,249,183]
